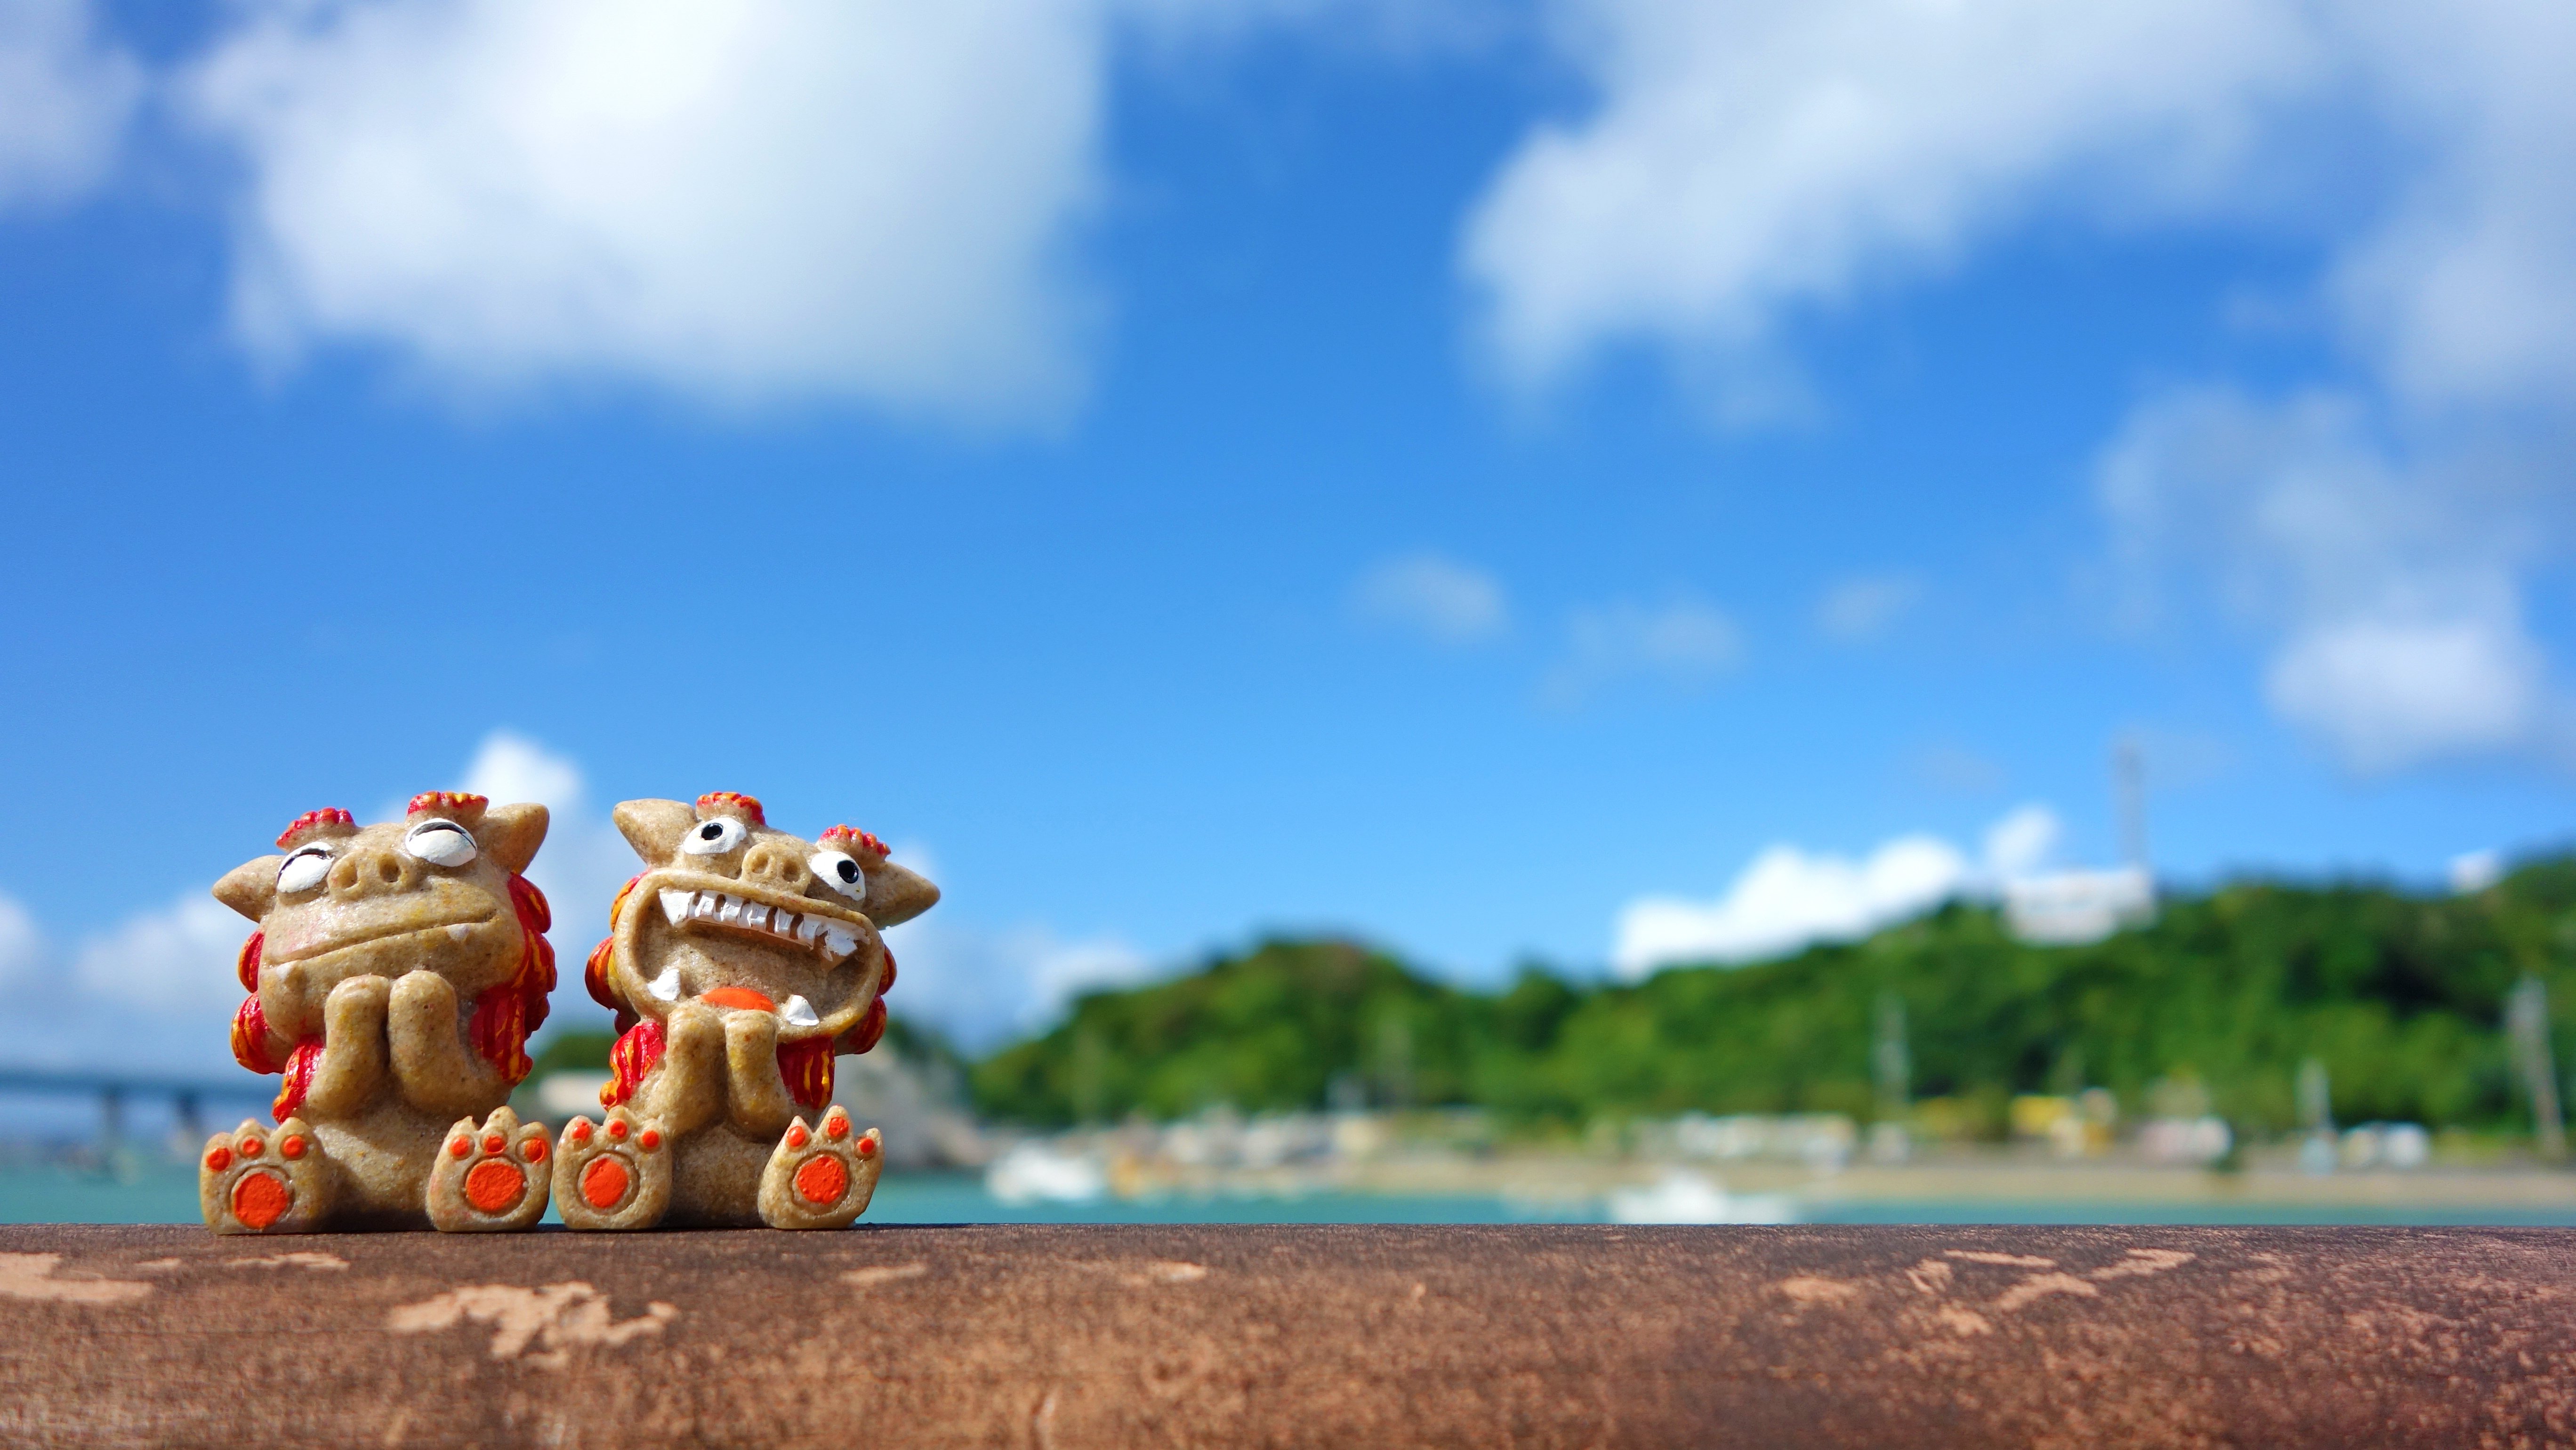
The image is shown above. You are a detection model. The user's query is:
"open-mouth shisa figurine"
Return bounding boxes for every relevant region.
[554,792,937,1230]
[201,793,557,1233]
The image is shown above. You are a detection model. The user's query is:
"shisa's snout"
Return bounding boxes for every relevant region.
[323,842,424,900]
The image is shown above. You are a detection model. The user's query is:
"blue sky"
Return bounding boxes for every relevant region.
[1,0,2571,1067]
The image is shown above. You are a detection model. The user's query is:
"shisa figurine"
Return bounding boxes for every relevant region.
[201,793,557,1233]
[554,792,936,1229]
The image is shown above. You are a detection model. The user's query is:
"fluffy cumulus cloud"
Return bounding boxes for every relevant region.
[881,911,1152,1052]
[1468,0,2576,769]
[1350,552,1510,646]
[0,893,44,984]
[183,0,1109,419]
[1612,802,2059,976]
[0,0,140,212]
[72,893,249,1016]
[2099,387,2556,772]
[1462,0,2319,397]
[453,729,636,956]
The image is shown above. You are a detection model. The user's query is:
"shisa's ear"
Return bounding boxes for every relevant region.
[478,803,548,877]
[613,799,695,865]
[861,859,939,928]
[214,858,280,922]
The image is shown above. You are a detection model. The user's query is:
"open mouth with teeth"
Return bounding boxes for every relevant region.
[654,887,868,963]
[624,878,877,1033]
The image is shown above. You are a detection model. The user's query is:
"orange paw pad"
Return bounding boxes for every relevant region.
[794,1154,849,1206]
[580,1156,631,1210]
[856,1136,877,1160]
[482,1133,506,1153]
[238,1136,264,1157]
[523,1137,547,1162]
[607,1119,628,1140]
[786,1124,809,1149]
[231,1170,292,1230]
[464,1159,527,1215]
[204,1146,232,1173]
[568,1120,593,1143]
[278,1135,305,1160]
[639,1128,660,1150]
[824,1114,849,1141]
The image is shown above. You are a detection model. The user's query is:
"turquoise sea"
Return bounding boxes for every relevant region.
[12,1162,2576,1227]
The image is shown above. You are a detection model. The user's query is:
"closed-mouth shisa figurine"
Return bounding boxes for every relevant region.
[555,792,937,1230]
[202,793,558,1233]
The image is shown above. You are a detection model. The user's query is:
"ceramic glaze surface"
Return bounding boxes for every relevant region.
[555,793,937,1230]
[199,794,557,1233]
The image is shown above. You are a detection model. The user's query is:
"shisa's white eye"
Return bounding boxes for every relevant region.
[276,846,331,895]
[403,820,478,868]
[682,817,748,856]
[809,850,867,901]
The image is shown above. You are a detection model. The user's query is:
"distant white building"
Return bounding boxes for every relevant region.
[2004,866,2155,945]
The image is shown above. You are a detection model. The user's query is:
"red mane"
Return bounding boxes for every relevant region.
[696,791,765,825]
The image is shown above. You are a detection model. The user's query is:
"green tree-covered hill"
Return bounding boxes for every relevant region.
[969,856,2576,1135]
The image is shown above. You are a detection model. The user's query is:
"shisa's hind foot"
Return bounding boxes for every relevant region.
[758,1107,881,1230]
[426,1106,551,1232]
[551,1107,671,1231]
[200,1118,328,1234]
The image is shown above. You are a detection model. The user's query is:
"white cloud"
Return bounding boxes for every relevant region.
[1463,1,2576,773]
[1614,833,1968,977]
[183,0,1107,419]
[2099,386,2555,771]
[72,892,248,1016]
[454,730,642,974]
[1462,0,2318,398]
[1980,803,2061,881]
[2265,617,2543,773]
[0,0,138,213]
[1613,801,2077,975]
[1815,572,1921,642]
[1350,552,1509,645]
[881,912,1151,1052]
[0,893,44,984]
[2328,2,2576,413]
[1546,593,1744,704]
[2448,847,2504,894]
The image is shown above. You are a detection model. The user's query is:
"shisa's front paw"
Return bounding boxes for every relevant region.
[425,1106,551,1232]
[200,1118,328,1234]
[551,1107,671,1231]
[757,1106,881,1230]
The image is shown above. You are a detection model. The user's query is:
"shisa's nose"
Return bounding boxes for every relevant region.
[328,846,419,900]
[740,841,811,892]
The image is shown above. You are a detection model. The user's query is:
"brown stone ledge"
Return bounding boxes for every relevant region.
[1,1222,2570,1448]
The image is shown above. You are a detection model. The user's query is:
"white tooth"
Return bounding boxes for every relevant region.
[660,890,692,925]
[647,967,682,1002]
[822,924,859,960]
[772,910,797,939]
[716,895,745,925]
[741,903,770,930]
[691,892,720,919]
[447,924,475,942]
[781,994,820,1027]
[795,916,826,946]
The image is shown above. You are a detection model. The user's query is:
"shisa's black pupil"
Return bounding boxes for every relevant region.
[838,861,860,882]
[700,824,721,839]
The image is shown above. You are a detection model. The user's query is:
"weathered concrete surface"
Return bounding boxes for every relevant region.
[2,1223,2571,1448]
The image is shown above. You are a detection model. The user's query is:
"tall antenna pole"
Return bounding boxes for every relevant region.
[2114,736,2149,872]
